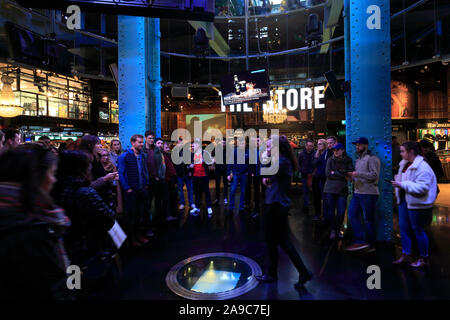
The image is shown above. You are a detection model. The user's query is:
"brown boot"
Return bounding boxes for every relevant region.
[392,253,411,265]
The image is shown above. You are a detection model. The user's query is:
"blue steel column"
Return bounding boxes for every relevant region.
[118,16,161,148]
[146,18,162,138]
[344,0,352,152]
[348,0,393,241]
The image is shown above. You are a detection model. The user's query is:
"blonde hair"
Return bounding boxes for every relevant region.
[315,139,327,157]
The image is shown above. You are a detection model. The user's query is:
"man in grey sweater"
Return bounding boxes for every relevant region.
[345,137,381,252]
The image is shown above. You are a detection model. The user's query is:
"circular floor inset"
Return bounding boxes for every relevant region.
[166,252,262,300]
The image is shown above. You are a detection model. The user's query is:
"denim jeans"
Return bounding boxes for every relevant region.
[246,174,262,213]
[177,176,194,207]
[312,176,326,217]
[123,189,149,241]
[215,171,228,200]
[348,193,378,246]
[229,173,247,211]
[398,199,430,257]
[301,176,310,208]
[325,193,347,232]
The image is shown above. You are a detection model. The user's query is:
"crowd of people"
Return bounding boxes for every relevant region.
[0,126,441,299]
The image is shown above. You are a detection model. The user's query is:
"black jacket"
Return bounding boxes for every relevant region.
[298,149,315,175]
[423,151,444,180]
[174,146,192,177]
[54,176,116,266]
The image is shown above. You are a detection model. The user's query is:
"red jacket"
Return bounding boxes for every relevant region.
[163,152,176,180]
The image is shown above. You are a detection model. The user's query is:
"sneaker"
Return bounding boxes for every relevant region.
[223,199,228,205]
[393,254,411,265]
[410,258,428,269]
[329,230,336,241]
[178,204,185,210]
[294,271,313,290]
[212,199,219,206]
[345,243,369,252]
[167,216,178,222]
[190,207,200,216]
[207,207,213,217]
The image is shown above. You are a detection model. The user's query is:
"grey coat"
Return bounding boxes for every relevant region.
[353,150,381,195]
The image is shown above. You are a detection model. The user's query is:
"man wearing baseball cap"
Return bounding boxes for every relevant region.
[345,137,381,252]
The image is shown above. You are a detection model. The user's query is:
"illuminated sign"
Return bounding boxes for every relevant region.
[220,86,325,113]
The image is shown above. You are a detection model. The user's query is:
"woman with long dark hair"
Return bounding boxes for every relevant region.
[0,143,72,299]
[256,135,313,289]
[79,135,117,190]
[52,150,116,267]
[392,141,438,268]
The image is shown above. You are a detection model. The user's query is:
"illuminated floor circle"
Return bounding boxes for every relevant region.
[166,252,262,300]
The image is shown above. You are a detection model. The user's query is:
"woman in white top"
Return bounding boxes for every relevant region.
[391,141,438,269]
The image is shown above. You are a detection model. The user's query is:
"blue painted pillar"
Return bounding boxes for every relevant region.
[344,0,352,152]
[347,0,393,241]
[146,18,162,138]
[118,16,161,149]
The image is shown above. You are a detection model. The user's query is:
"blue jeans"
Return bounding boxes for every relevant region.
[229,173,247,211]
[301,176,310,208]
[348,193,378,246]
[177,176,193,207]
[325,193,347,232]
[398,199,430,257]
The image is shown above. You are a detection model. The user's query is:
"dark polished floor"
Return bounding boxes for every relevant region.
[89,183,450,300]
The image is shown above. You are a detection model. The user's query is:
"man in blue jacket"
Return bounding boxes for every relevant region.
[117,134,149,247]
[227,137,249,217]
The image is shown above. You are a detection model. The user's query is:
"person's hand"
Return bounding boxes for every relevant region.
[114,172,119,181]
[391,181,402,188]
[127,189,133,193]
[348,171,358,178]
[104,172,116,182]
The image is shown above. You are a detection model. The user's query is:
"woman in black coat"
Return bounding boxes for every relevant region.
[256,135,313,290]
[53,151,116,267]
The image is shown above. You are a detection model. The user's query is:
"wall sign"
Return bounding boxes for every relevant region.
[220,86,325,113]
